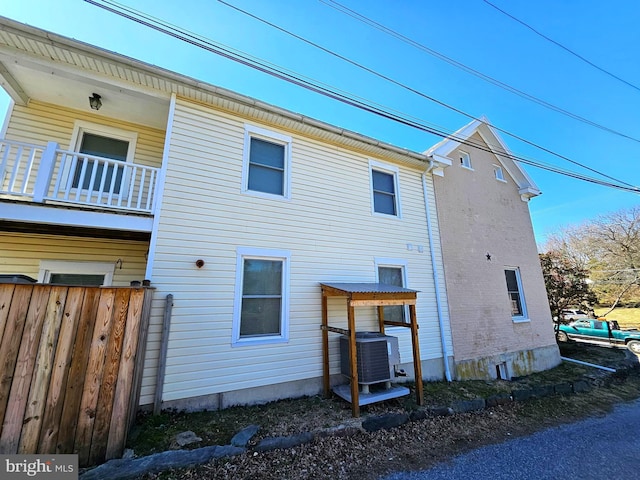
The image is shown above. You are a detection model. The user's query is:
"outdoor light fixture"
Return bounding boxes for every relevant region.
[89,93,102,110]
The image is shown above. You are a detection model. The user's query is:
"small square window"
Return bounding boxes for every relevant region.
[243,125,292,199]
[494,165,505,181]
[369,161,401,217]
[459,151,472,169]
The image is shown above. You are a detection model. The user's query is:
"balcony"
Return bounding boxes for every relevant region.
[0,139,160,215]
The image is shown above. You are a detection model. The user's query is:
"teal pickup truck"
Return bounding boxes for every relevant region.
[557,319,640,354]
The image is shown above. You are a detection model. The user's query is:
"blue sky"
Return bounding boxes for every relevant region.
[1,0,639,245]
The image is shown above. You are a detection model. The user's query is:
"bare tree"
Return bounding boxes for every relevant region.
[543,206,640,314]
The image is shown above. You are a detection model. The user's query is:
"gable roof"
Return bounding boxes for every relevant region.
[425,117,541,200]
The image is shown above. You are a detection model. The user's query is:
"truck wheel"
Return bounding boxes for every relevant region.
[556,331,569,342]
[627,340,640,355]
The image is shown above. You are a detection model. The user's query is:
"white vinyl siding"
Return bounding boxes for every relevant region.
[141,98,451,405]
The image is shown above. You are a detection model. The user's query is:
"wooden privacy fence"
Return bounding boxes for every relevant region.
[0,284,153,467]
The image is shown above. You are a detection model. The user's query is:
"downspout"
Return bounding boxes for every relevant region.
[423,165,452,381]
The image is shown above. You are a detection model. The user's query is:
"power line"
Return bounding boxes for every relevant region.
[218,0,636,189]
[482,0,640,93]
[320,0,640,145]
[83,0,640,194]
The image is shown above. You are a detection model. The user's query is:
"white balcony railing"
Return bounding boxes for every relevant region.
[0,139,159,214]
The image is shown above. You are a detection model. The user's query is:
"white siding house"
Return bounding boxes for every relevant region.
[0,17,454,410]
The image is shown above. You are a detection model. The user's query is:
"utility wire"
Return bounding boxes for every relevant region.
[320,0,640,145]
[483,0,640,93]
[84,0,640,194]
[219,0,635,189]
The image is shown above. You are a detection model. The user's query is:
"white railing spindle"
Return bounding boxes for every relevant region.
[1,138,159,214]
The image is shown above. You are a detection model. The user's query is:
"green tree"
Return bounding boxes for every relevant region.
[539,250,596,322]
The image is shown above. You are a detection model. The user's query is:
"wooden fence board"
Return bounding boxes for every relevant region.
[0,284,153,466]
[88,288,130,466]
[106,288,144,459]
[127,288,154,435]
[0,285,16,343]
[0,285,51,453]
[75,288,117,466]
[56,288,100,455]
[0,285,33,438]
[38,287,84,454]
[19,286,68,453]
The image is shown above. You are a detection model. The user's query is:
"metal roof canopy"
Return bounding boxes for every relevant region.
[320,282,424,417]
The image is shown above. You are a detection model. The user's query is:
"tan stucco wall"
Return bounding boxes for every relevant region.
[433,132,559,378]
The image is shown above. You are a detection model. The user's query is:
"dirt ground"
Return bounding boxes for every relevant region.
[131,345,640,480]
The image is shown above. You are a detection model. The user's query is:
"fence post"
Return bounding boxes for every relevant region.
[32,141,58,203]
[153,294,173,415]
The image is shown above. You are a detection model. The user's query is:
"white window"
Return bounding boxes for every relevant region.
[375,258,408,323]
[494,164,506,182]
[369,160,401,217]
[459,151,472,169]
[242,125,292,199]
[504,267,528,322]
[38,260,115,286]
[67,121,138,197]
[232,247,290,346]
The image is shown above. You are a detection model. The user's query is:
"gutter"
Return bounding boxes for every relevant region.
[423,168,452,381]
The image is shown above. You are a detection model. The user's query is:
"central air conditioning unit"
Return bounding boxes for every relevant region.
[340,332,400,387]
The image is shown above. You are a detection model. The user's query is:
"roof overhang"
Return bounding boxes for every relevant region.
[0,15,435,169]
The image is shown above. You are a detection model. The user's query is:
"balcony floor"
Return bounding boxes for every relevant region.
[0,199,153,239]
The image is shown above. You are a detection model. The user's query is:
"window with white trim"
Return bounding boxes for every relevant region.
[375,258,408,323]
[242,125,292,199]
[369,160,401,217]
[494,164,506,181]
[459,151,472,169]
[68,121,138,197]
[38,260,115,286]
[233,247,290,346]
[504,267,528,321]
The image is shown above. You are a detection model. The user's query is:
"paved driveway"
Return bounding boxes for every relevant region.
[384,399,640,480]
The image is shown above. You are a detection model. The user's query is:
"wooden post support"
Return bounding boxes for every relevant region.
[377,305,385,335]
[409,304,424,406]
[347,302,360,417]
[321,292,330,398]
